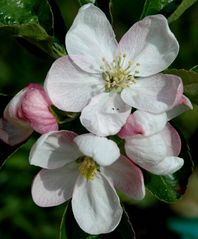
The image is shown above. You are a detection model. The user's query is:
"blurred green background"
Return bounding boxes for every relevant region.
[0,0,198,238]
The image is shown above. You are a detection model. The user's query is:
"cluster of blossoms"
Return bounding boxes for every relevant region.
[0,4,193,235]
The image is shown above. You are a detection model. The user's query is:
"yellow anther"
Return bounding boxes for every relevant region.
[101,54,139,93]
[79,157,98,180]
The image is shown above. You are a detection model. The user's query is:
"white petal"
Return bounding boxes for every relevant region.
[30,131,82,169]
[143,156,184,175]
[80,92,131,136]
[121,74,183,113]
[102,155,145,200]
[44,56,103,112]
[4,90,32,128]
[3,88,26,121]
[66,4,117,73]
[125,124,181,171]
[167,95,193,120]
[32,163,78,207]
[74,133,120,166]
[0,118,33,146]
[118,14,179,76]
[1,89,33,145]
[119,110,167,138]
[72,174,122,234]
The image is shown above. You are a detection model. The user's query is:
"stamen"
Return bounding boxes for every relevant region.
[79,157,98,180]
[100,54,139,93]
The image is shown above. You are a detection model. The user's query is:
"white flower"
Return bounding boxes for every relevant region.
[30,131,145,235]
[45,4,182,137]
[119,112,184,175]
[117,95,191,175]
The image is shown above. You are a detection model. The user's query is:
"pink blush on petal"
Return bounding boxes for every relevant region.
[118,114,144,139]
[21,84,58,134]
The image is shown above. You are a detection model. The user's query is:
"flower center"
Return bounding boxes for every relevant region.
[100,54,140,93]
[78,156,98,180]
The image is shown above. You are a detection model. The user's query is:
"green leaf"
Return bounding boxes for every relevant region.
[0,0,65,58]
[145,131,193,203]
[79,0,96,5]
[0,0,53,32]
[190,65,198,73]
[47,0,68,45]
[165,69,198,105]
[168,0,198,23]
[144,172,180,202]
[141,0,197,21]
[140,0,181,18]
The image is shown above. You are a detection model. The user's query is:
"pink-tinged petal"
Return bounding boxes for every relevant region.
[80,93,131,136]
[121,73,183,113]
[44,56,103,112]
[72,174,122,235]
[30,131,82,169]
[167,95,193,120]
[0,87,33,146]
[125,124,181,173]
[66,4,117,73]
[0,118,33,146]
[3,88,26,121]
[142,156,184,175]
[32,162,78,207]
[21,84,58,134]
[166,123,181,156]
[119,110,167,138]
[102,155,145,200]
[118,14,179,77]
[0,119,9,143]
[74,133,120,166]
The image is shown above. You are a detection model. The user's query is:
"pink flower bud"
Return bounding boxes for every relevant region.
[20,84,58,134]
[0,84,58,146]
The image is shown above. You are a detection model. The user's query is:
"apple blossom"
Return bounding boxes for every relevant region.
[30,131,145,234]
[0,84,58,146]
[118,96,191,175]
[45,3,183,137]
[119,119,184,175]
